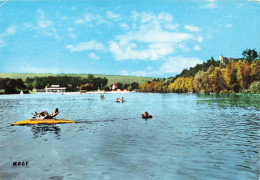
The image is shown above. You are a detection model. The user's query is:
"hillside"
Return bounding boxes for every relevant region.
[139,49,260,93]
[0,73,155,86]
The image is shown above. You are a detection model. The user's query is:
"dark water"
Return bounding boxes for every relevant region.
[0,93,259,180]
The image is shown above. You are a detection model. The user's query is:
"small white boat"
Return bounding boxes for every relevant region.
[20,90,24,95]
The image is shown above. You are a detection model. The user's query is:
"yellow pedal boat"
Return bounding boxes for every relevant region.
[11,119,75,126]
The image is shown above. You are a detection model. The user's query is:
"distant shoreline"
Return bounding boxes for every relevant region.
[1,91,260,96]
[47,91,133,95]
[0,91,134,95]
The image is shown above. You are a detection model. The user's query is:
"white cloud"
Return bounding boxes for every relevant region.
[131,70,148,77]
[88,52,100,60]
[185,25,200,32]
[203,0,217,8]
[15,65,61,74]
[38,19,53,28]
[0,25,16,48]
[109,41,177,61]
[248,0,260,5]
[109,12,200,61]
[67,28,76,38]
[74,13,110,27]
[120,23,129,30]
[74,19,85,24]
[130,69,161,77]
[109,29,194,60]
[69,34,76,38]
[37,9,53,29]
[165,24,179,30]
[120,71,129,76]
[193,45,201,51]
[66,40,104,52]
[160,56,203,74]
[68,28,73,32]
[23,9,58,38]
[158,12,174,22]
[225,15,232,18]
[226,24,232,28]
[1,25,16,37]
[6,26,16,35]
[23,22,33,28]
[85,13,109,26]
[197,36,203,43]
[122,30,193,43]
[84,14,94,22]
[106,11,120,20]
[130,11,178,31]
[0,39,6,48]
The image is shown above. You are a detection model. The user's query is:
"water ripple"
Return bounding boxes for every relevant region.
[0,93,259,180]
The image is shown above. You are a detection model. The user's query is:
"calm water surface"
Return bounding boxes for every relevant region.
[0,93,259,180]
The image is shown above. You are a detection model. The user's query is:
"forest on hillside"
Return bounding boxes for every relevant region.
[139,49,260,94]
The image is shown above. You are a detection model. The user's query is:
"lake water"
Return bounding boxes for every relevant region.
[0,93,259,180]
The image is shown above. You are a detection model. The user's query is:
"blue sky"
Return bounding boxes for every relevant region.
[0,0,259,77]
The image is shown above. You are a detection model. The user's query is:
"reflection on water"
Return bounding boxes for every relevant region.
[197,93,260,109]
[0,93,259,180]
[31,125,61,139]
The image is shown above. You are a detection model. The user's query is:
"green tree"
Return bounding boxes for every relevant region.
[87,74,95,83]
[242,49,258,61]
[118,83,123,89]
[122,84,130,89]
[131,82,139,90]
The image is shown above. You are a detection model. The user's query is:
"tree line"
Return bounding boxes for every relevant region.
[0,75,109,94]
[0,74,141,94]
[25,75,108,91]
[0,78,26,94]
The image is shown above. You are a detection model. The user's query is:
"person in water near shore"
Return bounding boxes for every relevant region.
[142,111,149,117]
[142,111,152,119]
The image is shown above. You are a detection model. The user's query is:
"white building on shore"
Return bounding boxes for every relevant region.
[45,85,66,93]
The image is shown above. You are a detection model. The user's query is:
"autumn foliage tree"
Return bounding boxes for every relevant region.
[139,81,151,92]
[139,81,165,92]
[223,62,239,92]
[168,77,194,92]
